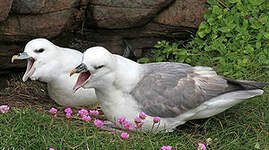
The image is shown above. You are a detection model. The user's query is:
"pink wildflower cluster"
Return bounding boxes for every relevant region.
[139,112,147,120]
[117,117,133,130]
[82,115,92,122]
[78,108,103,128]
[120,132,129,139]
[134,112,147,129]
[49,107,57,118]
[161,145,172,150]
[198,143,206,150]
[78,109,88,117]
[0,105,10,114]
[64,108,72,119]
[78,108,92,122]
[117,117,126,124]
[117,112,148,130]
[94,119,103,128]
[89,110,99,116]
[153,116,160,123]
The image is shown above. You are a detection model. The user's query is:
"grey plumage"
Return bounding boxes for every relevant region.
[131,62,267,118]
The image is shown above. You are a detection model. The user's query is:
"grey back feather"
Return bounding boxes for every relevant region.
[131,62,240,118]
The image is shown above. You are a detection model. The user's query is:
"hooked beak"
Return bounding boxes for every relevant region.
[70,63,88,76]
[11,52,35,82]
[11,52,31,63]
[70,63,92,92]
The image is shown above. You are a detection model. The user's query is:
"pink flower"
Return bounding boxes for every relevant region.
[120,132,129,139]
[139,112,147,120]
[198,143,206,150]
[94,119,104,128]
[64,108,72,114]
[78,109,88,117]
[66,113,72,119]
[53,114,57,118]
[49,148,54,150]
[153,116,160,123]
[49,108,57,114]
[122,121,133,130]
[82,115,92,122]
[134,122,144,129]
[134,117,142,124]
[161,145,172,150]
[89,110,99,116]
[0,105,10,114]
[117,117,126,125]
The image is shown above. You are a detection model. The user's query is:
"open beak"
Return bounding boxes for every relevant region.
[11,52,35,82]
[70,63,91,92]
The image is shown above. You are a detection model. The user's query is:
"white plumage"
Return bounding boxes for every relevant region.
[72,47,266,133]
[12,38,97,106]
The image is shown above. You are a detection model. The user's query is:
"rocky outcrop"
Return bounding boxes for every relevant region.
[11,0,80,14]
[154,0,208,28]
[86,0,174,29]
[0,9,82,42]
[0,0,209,74]
[0,0,13,21]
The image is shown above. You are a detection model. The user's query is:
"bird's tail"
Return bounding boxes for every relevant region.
[224,77,269,90]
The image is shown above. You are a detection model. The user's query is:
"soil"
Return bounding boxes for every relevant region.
[0,72,55,111]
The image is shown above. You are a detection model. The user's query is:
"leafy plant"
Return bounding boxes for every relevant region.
[138,41,191,64]
[139,0,269,79]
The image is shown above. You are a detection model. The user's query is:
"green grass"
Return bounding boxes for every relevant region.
[0,93,268,150]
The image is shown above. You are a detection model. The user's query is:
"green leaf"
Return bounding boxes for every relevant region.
[229,0,240,4]
[244,44,254,54]
[137,58,150,64]
[197,22,211,38]
[264,32,269,39]
[207,0,219,5]
[218,27,231,33]
[249,0,264,5]
[254,142,261,149]
[256,41,262,49]
[212,5,222,15]
[250,18,262,29]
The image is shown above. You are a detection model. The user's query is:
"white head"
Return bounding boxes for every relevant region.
[12,38,61,82]
[71,46,117,91]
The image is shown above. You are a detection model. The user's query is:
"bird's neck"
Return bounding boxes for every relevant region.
[93,55,141,104]
[112,55,142,92]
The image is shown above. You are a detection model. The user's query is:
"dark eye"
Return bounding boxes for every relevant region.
[34,48,45,53]
[94,65,104,70]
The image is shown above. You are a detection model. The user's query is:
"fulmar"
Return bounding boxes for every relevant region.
[12,38,97,106]
[70,46,268,132]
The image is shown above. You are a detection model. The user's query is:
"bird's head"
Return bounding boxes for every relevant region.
[11,38,60,82]
[70,47,116,92]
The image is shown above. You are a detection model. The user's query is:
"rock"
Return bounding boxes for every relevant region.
[154,0,208,28]
[0,0,208,75]
[0,43,26,75]
[0,0,13,22]
[11,0,80,14]
[0,8,82,42]
[54,22,196,57]
[86,0,174,29]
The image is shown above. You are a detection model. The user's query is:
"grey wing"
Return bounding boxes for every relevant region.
[131,63,230,118]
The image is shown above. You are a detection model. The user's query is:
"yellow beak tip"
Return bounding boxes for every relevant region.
[70,70,76,77]
[11,55,18,63]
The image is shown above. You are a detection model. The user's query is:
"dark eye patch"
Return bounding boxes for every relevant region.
[94,65,104,70]
[34,48,45,53]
